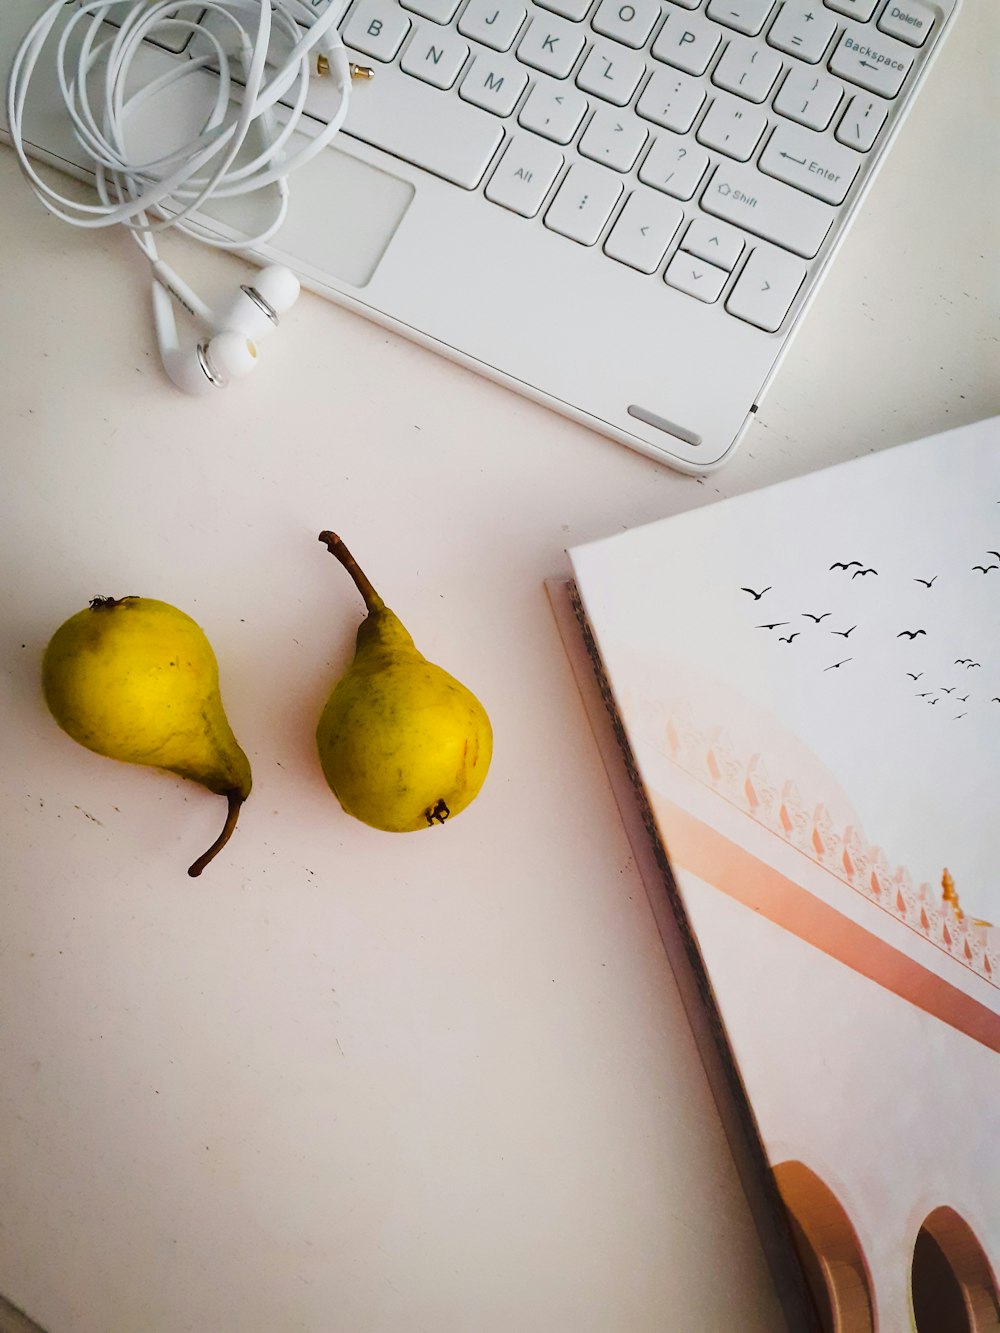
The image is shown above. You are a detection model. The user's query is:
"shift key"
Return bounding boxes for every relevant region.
[701,163,833,259]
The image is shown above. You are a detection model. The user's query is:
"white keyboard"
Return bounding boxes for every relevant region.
[272,0,941,334]
[6,0,956,469]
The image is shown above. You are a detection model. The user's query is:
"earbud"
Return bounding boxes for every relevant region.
[152,281,259,395]
[151,260,300,341]
[150,262,300,395]
[215,266,301,342]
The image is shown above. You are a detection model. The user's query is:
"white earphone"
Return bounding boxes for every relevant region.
[7,1,365,395]
[151,260,302,394]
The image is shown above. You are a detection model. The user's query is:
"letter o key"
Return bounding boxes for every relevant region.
[619,3,636,18]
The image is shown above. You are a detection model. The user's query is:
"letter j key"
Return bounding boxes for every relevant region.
[458,0,528,52]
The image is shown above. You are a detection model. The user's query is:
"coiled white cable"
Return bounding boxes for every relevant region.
[6,0,353,260]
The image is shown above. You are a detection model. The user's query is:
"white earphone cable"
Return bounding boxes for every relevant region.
[6,0,352,258]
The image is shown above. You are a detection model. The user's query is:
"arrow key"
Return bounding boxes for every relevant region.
[680,216,745,269]
[665,251,729,302]
[726,245,806,331]
[604,188,683,273]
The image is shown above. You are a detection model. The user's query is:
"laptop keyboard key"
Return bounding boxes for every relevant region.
[701,162,834,256]
[726,246,806,329]
[759,122,860,204]
[579,107,648,171]
[766,0,838,62]
[460,54,529,114]
[638,134,710,199]
[834,92,888,150]
[517,15,586,76]
[711,36,782,101]
[400,23,470,87]
[696,97,767,160]
[828,29,913,96]
[636,68,706,133]
[773,66,843,130]
[877,0,934,46]
[705,0,775,36]
[665,251,729,301]
[651,11,722,76]
[604,189,684,271]
[592,0,661,48]
[458,0,528,49]
[576,42,646,105]
[518,80,589,141]
[486,134,564,213]
[545,161,623,243]
[680,216,745,268]
[343,0,412,59]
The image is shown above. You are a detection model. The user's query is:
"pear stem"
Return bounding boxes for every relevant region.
[318,531,385,613]
[187,789,244,878]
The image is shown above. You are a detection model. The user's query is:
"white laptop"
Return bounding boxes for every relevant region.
[0,0,958,472]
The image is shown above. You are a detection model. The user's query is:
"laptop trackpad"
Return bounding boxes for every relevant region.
[201,144,415,290]
[21,30,415,292]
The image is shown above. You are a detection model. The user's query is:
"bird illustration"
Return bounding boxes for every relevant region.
[741,586,771,600]
[851,567,878,578]
[802,612,831,623]
[993,698,1000,703]
[778,633,800,643]
[897,630,927,639]
[914,576,937,588]
[824,658,852,671]
[988,551,1000,560]
[916,692,933,698]
[955,713,967,720]
[831,625,857,638]
[972,564,999,574]
[928,698,939,705]
[940,687,956,694]
[955,658,974,665]
[967,662,982,669]
[957,695,969,703]
[830,561,863,571]
[907,672,923,681]
[757,622,789,630]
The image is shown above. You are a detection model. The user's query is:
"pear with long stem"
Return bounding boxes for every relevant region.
[316,532,493,832]
[43,596,252,876]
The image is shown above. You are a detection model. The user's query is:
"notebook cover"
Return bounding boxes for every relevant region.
[560,418,1000,1330]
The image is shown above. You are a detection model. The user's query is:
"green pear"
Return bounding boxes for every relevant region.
[42,596,252,876]
[315,532,493,832]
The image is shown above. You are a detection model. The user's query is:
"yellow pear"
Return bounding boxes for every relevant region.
[42,596,251,876]
[315,532,492,832]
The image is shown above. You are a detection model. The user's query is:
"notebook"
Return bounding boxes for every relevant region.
[551,415,1000,1329]
[0,0,962,472]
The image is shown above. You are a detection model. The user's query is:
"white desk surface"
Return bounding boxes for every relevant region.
[1,1,998,1326]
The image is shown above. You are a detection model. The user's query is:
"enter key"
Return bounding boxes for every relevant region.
[759,123,861,206]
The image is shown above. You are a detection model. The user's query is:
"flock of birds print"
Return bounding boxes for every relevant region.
[739,549,998,719]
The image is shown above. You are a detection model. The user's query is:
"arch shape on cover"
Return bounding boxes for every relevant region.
[911,1205,999,1333]
[772,1160,875,1333]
